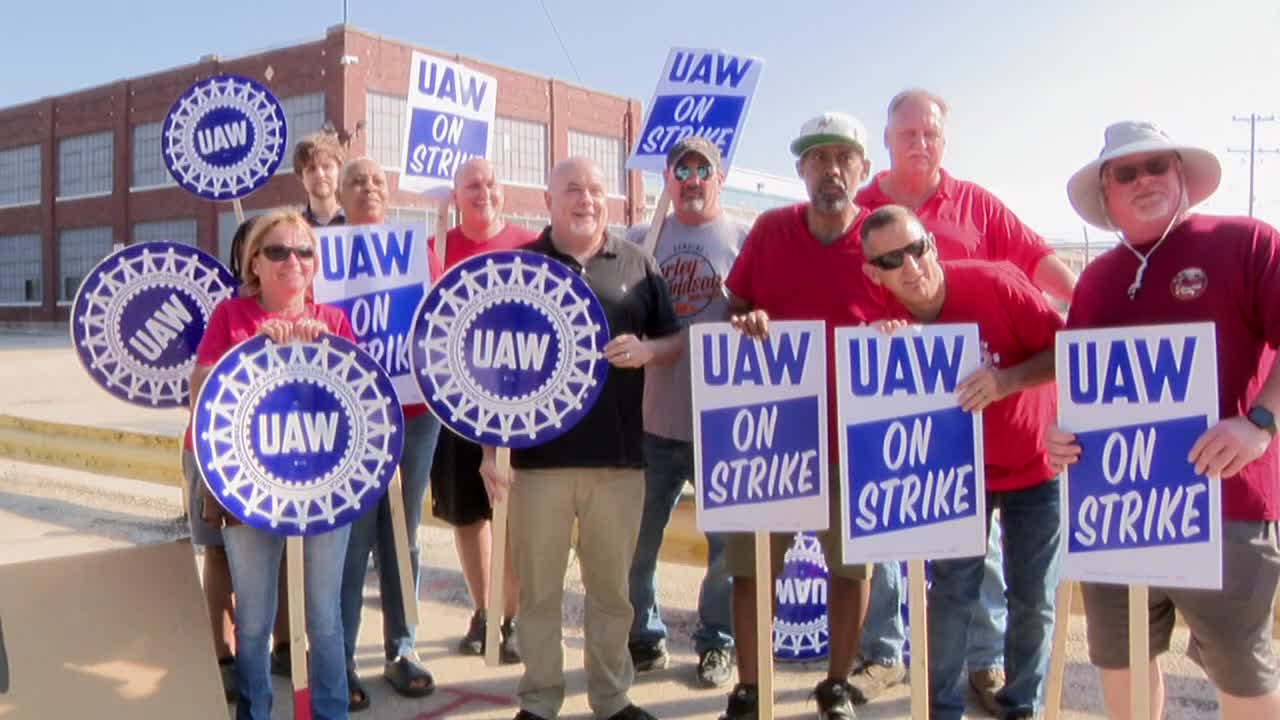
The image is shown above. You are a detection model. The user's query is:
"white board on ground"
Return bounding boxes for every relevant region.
[1056,322,1221,589]
[399,52,497,193]
[835,324,987,562]
[691,321,827,533]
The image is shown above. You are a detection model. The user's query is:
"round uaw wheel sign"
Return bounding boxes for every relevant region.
[773,532,830,661]
[193,334,405,536]
[71,241,237,408]
[162,74,287,200]
[410,250,610,448]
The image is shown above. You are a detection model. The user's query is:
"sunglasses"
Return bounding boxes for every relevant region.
[673,163,713,182]
[259,245,316,262]
[868,234,934,270]
[1108,155,1173,185]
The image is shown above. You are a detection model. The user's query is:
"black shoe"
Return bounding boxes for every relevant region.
[813,677,857,719]
[459,608,486,656]
[606,704,657,720]
[628,638,669,672]
[217,657,236,703]
[270,644,290,678]
[499,617,521,664]
[719,682,758,720]
[513,711,549,720]
[696,647,733,688]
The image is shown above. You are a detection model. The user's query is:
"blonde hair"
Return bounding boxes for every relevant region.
[238,209,317,297]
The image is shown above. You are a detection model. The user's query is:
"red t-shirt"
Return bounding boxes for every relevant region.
[726,203,888,457]
[434,224,539,270]
[884,261,1062,492]
[1067,214,1280,521]
[855,169,1052,280]
[184,296,356,449]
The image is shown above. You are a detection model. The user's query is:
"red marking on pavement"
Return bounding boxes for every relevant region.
[410,686,513,719]
[292,688,312,720]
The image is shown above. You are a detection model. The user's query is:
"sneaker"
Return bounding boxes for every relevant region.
[628,638,670,672]
[847,659,906,704]
[459,608,486,656]
[813,677,858,719]
[718,683,758,720]
[499,617,521,664]
[968,667,1005,717]
[606,704,658,720]
[696,647,734,688]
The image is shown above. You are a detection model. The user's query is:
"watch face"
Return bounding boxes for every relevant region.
[1249,406,1276,433]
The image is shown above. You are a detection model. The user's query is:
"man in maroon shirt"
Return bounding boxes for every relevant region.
[1049,121,1280,719]
[862,204,1063,720]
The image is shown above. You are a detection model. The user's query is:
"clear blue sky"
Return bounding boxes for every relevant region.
[5,0,1279,241]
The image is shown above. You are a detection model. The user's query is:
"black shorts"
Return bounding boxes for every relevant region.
[429,429,493,526]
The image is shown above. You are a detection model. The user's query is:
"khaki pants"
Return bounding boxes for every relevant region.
[509,467,644,718]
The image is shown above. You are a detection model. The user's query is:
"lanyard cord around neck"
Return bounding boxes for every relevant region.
[1118,187,1187,300]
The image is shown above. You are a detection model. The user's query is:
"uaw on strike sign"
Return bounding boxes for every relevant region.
[1056,323,1221,589]
[399,52,497,193]
[628,48,763,174]
[835,325,987,562]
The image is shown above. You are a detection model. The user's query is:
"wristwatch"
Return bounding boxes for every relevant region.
[1246,405,1277,437]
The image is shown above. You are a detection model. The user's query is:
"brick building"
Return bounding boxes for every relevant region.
[0,24,644,323]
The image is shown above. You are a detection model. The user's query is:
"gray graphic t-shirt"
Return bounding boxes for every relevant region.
[627,214,747,442]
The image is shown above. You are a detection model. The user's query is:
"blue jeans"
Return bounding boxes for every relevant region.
[928,479,1061,720]
[224,523,351,720]
[862,519,1007,668]
[628,434,733,653]
[341,411,441,663]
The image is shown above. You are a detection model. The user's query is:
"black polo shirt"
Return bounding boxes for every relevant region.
[302,205,346,227]
[512,227,680,470]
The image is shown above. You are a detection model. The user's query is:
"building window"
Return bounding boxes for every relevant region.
[131,122,175,190]
[58,131,113,199]
[386,206,441,238]
[217,209,271,269]
[133,218,197,246]
[0,233,42,304]
[493,117,547,187]
[59,227,113,302]
[567,130,625,197]
[0,145,41,206]
[278,93,327,174]
[365,92,407,171]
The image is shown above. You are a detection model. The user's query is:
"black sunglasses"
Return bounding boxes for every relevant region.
[260,245,316,262]
[868,234,934,270]
[1108,155,1173,185]
[673,163,713,182]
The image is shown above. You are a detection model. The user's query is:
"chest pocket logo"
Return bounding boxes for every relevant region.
[1170,267,1207,301]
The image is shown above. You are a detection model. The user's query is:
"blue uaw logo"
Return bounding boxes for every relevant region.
[163,74,287,200]
[71,242,237,408]
[773,532,830,661]
[411,250,610,447]
[193,334,404,536]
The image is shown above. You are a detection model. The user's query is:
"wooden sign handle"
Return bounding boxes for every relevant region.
[641,187,671,258]
[754,531,774,720]
[1043,581,1074,720]
[386,469,420,627]
[484,446,511,667]
[907,559,930,720]
[286,536,311,720]
[1129,584,1151,720]
[232,198,246,225]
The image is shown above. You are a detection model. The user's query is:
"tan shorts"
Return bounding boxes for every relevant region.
[724,465,869,581]
[1082,520,1280,697]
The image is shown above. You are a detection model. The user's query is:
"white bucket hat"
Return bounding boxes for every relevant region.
[1067,121,1221,230]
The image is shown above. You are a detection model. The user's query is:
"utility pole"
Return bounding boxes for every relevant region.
[1228,114,1279,217]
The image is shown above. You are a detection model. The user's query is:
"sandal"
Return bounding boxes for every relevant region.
[218,657,237,704]
[383,655,435,698]
[347,667,371,712]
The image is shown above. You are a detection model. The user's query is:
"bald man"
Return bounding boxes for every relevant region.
[481,157,681,720]
[429,158,534,663]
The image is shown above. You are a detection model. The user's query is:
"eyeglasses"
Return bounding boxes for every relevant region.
[673,163,713,182]
[868,234,934,270]
[1107,155,1174,185]
[259,245,316,262]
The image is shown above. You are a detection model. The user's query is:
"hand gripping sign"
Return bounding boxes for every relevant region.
[399,52,497,193]
[71,242,237,408]
[163,74,287,200]
[411,249,609,664]
[192,334,405,536]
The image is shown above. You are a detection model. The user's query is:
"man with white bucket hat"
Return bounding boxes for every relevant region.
[1047,120,1280,719]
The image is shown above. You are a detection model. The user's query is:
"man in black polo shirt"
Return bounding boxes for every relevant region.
[482,156,682,720]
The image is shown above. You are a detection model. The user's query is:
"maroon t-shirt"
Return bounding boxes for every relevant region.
[726,203,888,458]
[1067,214,1280,521]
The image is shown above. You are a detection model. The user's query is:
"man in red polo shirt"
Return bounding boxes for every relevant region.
[719,111,885,720]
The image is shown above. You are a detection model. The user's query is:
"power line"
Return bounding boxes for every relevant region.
[537,0,584,85]
[1227,113,1279,217]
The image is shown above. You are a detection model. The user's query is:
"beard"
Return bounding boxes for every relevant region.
[678,194,706,214]
[810,178,850,214]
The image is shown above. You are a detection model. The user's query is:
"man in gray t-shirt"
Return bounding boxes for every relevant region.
[624,136,746,688]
